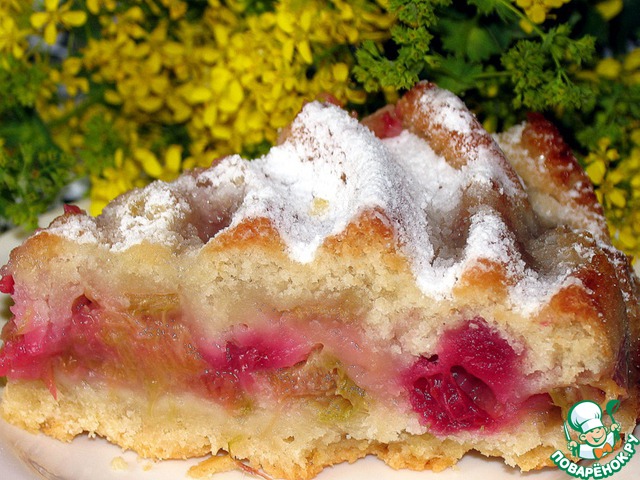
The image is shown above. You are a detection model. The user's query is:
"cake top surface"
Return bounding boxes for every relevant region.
[43,85,605,310]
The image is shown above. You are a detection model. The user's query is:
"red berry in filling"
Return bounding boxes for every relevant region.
[405,317,520,433]
[63,204,84,215]
[199,327,312,389]
[362,106,403,139]
[0,274,14,294]
[0,296,104,382]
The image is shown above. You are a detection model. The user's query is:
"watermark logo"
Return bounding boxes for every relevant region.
[550,399,639,479]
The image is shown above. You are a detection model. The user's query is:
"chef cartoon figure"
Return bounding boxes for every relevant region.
[566,400,621,460]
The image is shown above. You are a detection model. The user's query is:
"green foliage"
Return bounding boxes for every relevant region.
[468,0,512,16]
[0,52,76,229]
[355,0,602,118]
[354,0,452,91]
[0,71,113,229]
[574,82,640,152]
[501,25,596,111]
[0,57,47,111]
[0,102,109,230]
[440,17,501,62]
[77,113,122,177]
[0,144,75,230]
[241,139,273,159]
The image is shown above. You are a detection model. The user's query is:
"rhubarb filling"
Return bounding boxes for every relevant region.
[0,276,547,434]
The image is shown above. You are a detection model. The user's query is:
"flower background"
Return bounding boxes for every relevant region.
[0,0,639,257]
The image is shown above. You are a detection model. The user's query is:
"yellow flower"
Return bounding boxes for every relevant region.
[581,48,640,87]
[584,132,640,258]
[528,4,546,23]
[595,0,623,20]
[0,15,28,59]
[624,48,640,72]
[515,0,571,26]
[621,48,640,85]
[31,0,87,45]
[134,144,184,181]
[585,157,607,185]
[159,0,188,20]
[596,57,622,79]
[584,137,627,206]
[90,148,146,215]
[518,18,535,34]
[50,57,89,97]
[86,0,116,15]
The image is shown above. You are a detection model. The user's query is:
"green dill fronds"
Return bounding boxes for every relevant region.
[354,0,598,114]
[0,56,47,111]
[501,25,597,111]
[0,142,75,230]
[353,0,452,92]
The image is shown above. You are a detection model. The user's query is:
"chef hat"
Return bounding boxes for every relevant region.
[569,400,604,434]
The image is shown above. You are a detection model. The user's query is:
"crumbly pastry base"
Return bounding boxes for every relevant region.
[5,378,620,480]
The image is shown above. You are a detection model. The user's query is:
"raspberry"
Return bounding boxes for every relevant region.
[0,274,14,294]
[405,318,520,433]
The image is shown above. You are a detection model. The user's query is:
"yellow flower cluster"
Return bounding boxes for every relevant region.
[1,1,393,215]
[594,49,640,85]
[515,0,571,24]
[66,0,393,214]
[586,136,640,254]
[0,1,30,64]
[594,0,624,21]
[30,0,87,45]
[582,48,640,256]
[514,0,622,33]
[585,137,626,210]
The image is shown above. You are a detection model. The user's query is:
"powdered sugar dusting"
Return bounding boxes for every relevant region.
[420,87,474,134]
[47,214,99,244]
[231,103,432,264]
[86,183,196,251]
[45,89,601,311]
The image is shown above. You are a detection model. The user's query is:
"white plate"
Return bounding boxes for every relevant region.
[0,203,638,479]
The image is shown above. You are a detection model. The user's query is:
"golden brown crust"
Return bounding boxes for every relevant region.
[397,82,503,170]
[521,113,604,215]
[496,114,608,241]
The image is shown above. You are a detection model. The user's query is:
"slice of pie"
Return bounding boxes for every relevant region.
[0,82,638,479]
